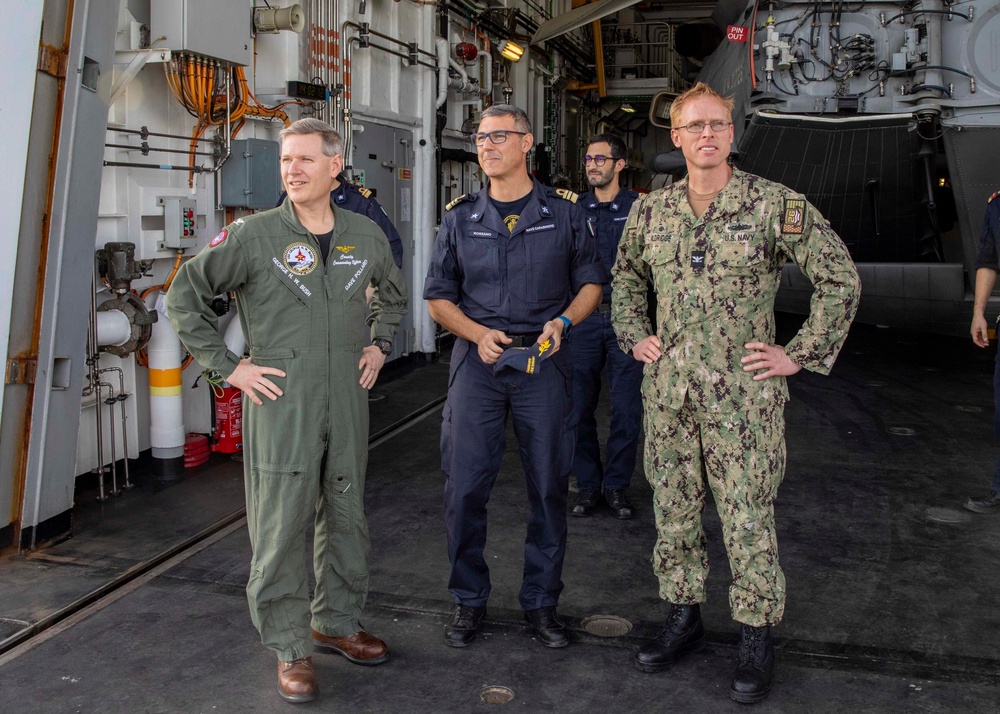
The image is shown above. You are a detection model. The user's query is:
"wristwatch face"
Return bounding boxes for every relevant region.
[373,338,392,355]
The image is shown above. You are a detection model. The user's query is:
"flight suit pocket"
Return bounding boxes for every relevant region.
[327,473,360,534]
[266,265,308,307]
[249,464,311,544]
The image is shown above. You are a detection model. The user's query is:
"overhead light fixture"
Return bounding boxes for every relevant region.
[499,40,525,62]
[621,103,636,113]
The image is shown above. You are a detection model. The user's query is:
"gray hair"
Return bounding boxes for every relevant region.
[279,118,344,157]
[480,104,532,133]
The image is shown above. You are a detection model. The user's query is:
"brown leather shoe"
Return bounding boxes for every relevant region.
[277,657,317,704]
[312,629,389,666]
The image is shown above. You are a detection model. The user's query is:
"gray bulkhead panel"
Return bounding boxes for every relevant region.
[349,122,415,356]
[18,0,119,536]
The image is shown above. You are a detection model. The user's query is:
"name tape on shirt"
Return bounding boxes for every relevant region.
[525,223,556,234]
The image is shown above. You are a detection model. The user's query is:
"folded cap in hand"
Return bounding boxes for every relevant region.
[493,338,554,376]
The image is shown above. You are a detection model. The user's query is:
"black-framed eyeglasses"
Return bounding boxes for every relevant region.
[674,120,732,134]
[470,130,528,147]
[583,155,619,167]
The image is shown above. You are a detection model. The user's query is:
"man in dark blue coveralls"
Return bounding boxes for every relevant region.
[571,133,644,520]
[968,189,1000,514]
[424,104,605,649]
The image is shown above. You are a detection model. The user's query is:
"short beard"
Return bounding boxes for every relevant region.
[587,171,613,189]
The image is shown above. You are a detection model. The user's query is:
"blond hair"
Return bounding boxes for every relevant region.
[669,82,735,127]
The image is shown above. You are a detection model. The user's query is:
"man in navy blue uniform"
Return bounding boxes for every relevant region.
[424,104,605,649]
[279,128,404,270]
[968,189,1000,514]
[570,133,644,520]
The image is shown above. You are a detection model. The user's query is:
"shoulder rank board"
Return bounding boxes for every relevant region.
[446,194,471,211]
[357,186,372,198]
[555,188,578,204]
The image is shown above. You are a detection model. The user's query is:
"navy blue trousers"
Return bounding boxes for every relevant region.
[441,339,575,610]
[570,310,644,491]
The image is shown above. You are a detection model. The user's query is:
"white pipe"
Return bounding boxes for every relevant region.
[147,293,185,459]
[95,309,131,347]
[448,56,471,91]
[436,38,449,109]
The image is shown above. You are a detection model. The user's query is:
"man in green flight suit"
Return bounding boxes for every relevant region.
[612,83,860,704]
[167,118,407,704]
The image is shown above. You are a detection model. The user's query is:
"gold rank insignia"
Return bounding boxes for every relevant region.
[358,187,372,198]
[336,245,355,254]
[446,194,468,211]
[782,199,806,234]
[555,188,579,203]
[538,338,552,355]
[989,191,999,204]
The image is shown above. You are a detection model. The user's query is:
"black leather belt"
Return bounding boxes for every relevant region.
[505,332,542,349]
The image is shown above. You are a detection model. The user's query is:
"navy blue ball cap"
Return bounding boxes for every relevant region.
[493,338,555,376]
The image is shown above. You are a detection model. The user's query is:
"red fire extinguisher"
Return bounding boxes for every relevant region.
[212,385,243,453]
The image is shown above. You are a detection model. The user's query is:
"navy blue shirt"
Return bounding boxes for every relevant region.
[580,187,639,302]
[279,173,404,268]
[424,180,607,335]
[974,192,1000,270]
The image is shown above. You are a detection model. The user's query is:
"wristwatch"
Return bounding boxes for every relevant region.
[372,337,393,356]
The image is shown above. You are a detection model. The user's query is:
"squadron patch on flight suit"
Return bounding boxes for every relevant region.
[209,229,228,247]
[283,243,318,275]
[555,188,579,203]
[782,199,806,235]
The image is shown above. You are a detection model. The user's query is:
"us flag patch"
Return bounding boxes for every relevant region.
[782,199,805,234]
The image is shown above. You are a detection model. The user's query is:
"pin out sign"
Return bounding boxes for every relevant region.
[727,25,748,42]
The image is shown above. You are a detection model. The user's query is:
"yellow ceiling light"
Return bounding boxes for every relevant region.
[499,40,525,62]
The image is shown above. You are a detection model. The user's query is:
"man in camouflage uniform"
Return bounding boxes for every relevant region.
[611,83,860,704]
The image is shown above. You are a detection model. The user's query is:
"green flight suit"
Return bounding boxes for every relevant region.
[167,198,407,661]
[611,168,860,626]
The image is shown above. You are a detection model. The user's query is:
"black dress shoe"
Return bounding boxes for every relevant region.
[571,489,601,517]
[730,624,774,704]
[444,605,486,648]
[633,603,705,672]
[605,488,633,519]
[965,490,1000,513]
[524,606,569,648]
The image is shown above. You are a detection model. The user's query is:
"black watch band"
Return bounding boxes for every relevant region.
[372,337,393,356]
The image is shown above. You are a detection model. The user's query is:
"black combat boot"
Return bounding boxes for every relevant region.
[730,624,775,704]
[633,603,706,672]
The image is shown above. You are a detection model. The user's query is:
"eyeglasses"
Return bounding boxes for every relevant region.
[583,155,619,167]
[674,120,732,134]
[470,130,528,147]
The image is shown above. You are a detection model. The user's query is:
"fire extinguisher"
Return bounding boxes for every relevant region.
[211,383,243,454]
